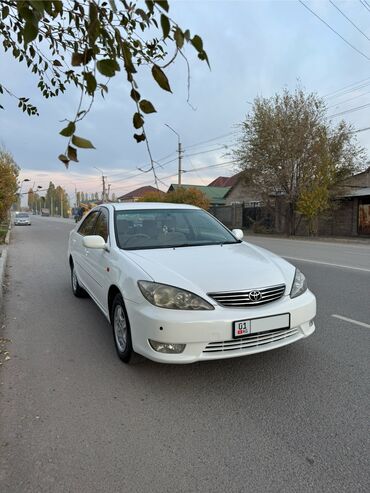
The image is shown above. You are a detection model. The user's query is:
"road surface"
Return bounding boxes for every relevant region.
[0,216,369,492]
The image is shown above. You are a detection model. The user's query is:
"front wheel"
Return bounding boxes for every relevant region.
[112,293,133,363]
[71,264,87,298]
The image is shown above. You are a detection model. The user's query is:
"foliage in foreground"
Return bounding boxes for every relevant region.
[0,148,19,223]
[0,0,209,170]
[139,187,210,209]
[234,88,366,235]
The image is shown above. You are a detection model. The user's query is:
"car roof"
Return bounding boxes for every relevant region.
[102,202,200,211]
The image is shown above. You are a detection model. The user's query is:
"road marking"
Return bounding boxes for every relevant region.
[282,256,370,273]
[332,314,370,328]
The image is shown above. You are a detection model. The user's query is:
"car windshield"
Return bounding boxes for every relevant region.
[114,208,240,250]
[16,213,29,218]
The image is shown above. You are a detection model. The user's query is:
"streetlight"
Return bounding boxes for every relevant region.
[17,178,30,210]
[165,124,183,185]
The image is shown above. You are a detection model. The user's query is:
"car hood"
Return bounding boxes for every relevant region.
[125,242,295,296]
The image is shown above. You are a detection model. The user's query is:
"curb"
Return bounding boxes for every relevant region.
[4,224,11,245]
[0,247,8,303]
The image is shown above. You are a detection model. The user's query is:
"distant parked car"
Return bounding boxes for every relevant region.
[68,203,316,365]
[14,212,31,226]
[41,208,50,216]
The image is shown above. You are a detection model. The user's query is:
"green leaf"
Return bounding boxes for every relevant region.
[71,52,84,66]
[145,1,154,14]
[133,112,144,129]
[183,29,191,41]
[130,88,141,102]
[122,42,136,74]
[160,14,170,39]
[191,35,203,52]
[72,135,95,149]
[155,1,169,12]
[23,21,38,46]
[67,145,79,162]
[97,59,120,77]
[134,133,146,143]
[136,8,149,22]
[139,100,156,114]
[59,122,75,137]
[152,64,172,93]
[174,28,184,49]
[58,154,70,167]
[2,6,9,19]
[83,72,97,95]
[198,50,211,69]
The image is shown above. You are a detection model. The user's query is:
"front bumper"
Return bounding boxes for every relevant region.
[126,289,316,364]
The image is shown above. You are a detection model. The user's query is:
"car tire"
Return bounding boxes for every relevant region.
[71,264,87,298]
[111,293,133,363]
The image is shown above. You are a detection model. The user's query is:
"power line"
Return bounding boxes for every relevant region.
[329,0,370,41]
[359,0,370,15]
[353,125,370,132]
[184,131,237,151]
[298,0,370,61]
[323,77,370,98]
[106,150,178,179]
[329,101,370,117]
[327,89,370,109]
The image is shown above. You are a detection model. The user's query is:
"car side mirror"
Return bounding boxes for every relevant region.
[231,229,244,240]
[83,235,107,249]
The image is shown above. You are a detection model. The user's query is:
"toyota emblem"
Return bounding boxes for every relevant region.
[249,290,262,301]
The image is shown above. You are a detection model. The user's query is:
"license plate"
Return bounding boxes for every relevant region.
[232,313,290,338]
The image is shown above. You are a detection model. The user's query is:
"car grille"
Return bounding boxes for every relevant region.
[203,327,299,353]
[208,284,286,307]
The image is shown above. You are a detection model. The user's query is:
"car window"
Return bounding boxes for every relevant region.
[94,209,109,242]
[114,209,238,250]
[78,211,99,236]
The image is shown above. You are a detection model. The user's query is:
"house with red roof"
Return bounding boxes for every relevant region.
[117,186,164,202]
[208,172,262,206]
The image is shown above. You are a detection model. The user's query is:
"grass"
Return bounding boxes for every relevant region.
[0,223,9,244]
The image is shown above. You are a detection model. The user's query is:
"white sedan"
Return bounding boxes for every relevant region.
[68,203,316,364]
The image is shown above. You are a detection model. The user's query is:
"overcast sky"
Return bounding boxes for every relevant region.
[2,0,370,204]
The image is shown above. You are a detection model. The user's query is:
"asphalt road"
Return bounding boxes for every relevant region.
[0,216,369,492]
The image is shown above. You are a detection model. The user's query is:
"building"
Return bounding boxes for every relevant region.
[334,167,370,236]
[208,172,262,206]
[167,184,230,206]
[117,186,164,202]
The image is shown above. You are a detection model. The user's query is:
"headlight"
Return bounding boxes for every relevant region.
[290,268,307,298]
[138,281,214,310]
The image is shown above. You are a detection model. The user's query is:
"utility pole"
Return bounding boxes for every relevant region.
[95,167,107,202]
[102,175,107,202]
[165,124,183,185]
[107,183,111,201]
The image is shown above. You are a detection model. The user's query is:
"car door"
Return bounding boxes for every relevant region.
[85,207,111,312]
[72,210,100,291]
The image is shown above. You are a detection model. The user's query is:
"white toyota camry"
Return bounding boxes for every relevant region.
[68,203,316,364]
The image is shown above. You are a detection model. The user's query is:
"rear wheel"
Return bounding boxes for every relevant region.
[112,293,133,363]
[71,264,87,298]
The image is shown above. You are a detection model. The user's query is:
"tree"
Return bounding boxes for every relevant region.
[233,88,366,235]
[0,147,19,222]
[0,1,209,177]
[140,187,210,209]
